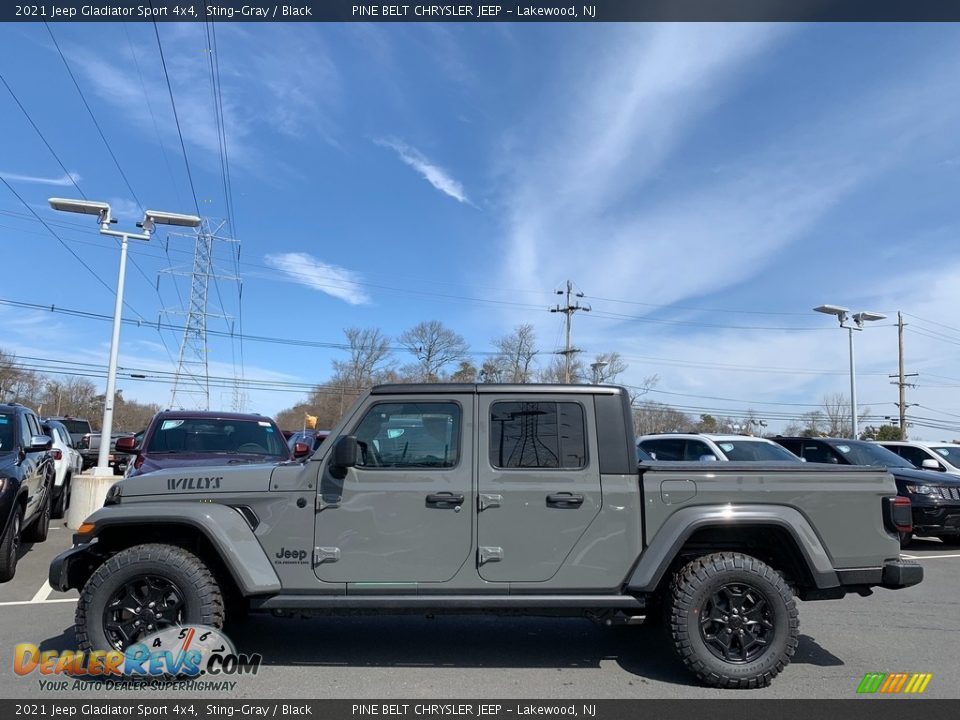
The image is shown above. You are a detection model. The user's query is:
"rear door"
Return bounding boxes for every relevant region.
[314,394,473,584]
[476,394,601,582]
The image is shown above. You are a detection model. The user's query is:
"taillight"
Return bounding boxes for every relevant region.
[52,449,63,461]
[884,496,913,533]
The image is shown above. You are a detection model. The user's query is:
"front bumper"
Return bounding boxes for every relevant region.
[911,503,960,535]
[880,559,923,589]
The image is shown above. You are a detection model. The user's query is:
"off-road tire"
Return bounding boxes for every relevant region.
[0,506,23,582]
[23,485,51,543]
[668,552,799,689]
[52,477,71,520]
[76,543,224,654]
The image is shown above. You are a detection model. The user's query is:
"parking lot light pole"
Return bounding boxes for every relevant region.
[590,361,608,384]
[814,305,887,439]
[48,199,201,476]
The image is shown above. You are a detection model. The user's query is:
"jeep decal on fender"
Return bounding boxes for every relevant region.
[168,476,223,491]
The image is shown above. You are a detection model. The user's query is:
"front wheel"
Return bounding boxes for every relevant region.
[668,552,799,689]
[23,485,51,543]
[75,544,224,653]
[0,507,23,582]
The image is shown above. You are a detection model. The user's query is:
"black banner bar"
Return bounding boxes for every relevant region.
[0,700,957,720]
[5,0,960,23]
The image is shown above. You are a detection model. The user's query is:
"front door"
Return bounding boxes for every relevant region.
[314,395,473,584]
[476,395,601,582]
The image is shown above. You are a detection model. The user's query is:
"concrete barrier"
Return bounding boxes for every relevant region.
[65,472,116,530]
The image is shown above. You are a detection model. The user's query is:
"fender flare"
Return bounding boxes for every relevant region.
[626,504,840,593]
[73,502,281,595]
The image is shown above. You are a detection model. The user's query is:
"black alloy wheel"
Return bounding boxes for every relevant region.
[698,581,775,664]
[102,574,185,650]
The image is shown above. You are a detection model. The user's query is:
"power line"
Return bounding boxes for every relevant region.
[44,22,143,210]
[0,72,85,199]
[150,14,201,217]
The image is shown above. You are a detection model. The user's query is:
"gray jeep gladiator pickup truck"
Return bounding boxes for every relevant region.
[50,384,921,688]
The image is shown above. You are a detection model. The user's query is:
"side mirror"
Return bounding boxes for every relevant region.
[28,435,53,452]
[698,454,719,462]
[332,435,358,468]
[115,436,139,454]
[921,458,944,471]
[292,441,311,459]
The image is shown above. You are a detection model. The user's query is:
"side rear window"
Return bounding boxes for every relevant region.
[489,401,586,469]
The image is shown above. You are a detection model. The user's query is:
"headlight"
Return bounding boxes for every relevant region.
[905,484,938,495]
[103,482,123,506]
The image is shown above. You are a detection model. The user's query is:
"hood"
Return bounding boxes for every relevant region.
[131,452,286,477]
[121,460,283,496]
[0,452,17,473]
[888,466,960,485]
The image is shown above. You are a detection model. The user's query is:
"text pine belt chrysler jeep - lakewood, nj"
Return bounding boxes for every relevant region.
[50,384,922,689]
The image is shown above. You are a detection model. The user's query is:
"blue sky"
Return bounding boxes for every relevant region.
[1,22,960,438]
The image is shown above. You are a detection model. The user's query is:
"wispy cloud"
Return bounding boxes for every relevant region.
[0,170,81,186]
[376,138,471,204]
[264,252,370,306]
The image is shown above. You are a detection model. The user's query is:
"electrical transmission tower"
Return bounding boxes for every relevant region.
[161,219,239,410]
[550,280,591,383]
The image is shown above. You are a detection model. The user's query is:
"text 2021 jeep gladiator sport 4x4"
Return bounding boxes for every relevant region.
[50,384,922,688]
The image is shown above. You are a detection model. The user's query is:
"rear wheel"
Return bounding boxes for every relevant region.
[76,544,224,653]
[0,507,23,582]
[52,476,71,520]
[668,552,799,689]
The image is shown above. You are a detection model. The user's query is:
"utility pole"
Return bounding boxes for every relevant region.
[890,311,918,439]
[550,280,590,383]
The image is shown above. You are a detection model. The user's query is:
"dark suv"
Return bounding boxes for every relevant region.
[0,403,55,581]
[773,436,960,546]
[115,410,295,478]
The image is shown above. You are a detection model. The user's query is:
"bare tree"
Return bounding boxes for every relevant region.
[493,324,539,383]
[539,355,586,383]
[332,327,393,389]
[399,320,469,382]
[0,349,40,406]
[633,401,693,435]
[479,357,507,383]
[590,352,628,383]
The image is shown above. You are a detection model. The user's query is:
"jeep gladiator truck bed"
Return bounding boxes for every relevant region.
[50,383,921,688]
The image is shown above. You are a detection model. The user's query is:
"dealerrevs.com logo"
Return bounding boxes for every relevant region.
[14,625,261,690]
[856,672,933,695]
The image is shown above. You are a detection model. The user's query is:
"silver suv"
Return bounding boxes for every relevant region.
[638,433,802,462]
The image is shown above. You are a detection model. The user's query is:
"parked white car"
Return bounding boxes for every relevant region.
[638,433,802,462]
[41,419,82,518]
[879,441,960,478]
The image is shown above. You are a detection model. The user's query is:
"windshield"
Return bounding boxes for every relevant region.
[931,446,960,467]
[831,441,914,468]
[59,419,89,435]
[0,413,15,451]
[146,418,289,457]
[717,440,800,462]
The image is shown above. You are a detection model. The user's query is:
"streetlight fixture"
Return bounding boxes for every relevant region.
[590,361,608,384]
[813,304,887,439]
[49,198,201,476]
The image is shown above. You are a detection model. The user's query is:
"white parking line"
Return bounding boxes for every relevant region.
[30,580,53,603]
[901,553,960,560]
[0,598,76,607]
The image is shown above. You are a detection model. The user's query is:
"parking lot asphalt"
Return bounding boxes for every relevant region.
[1,526,957,700]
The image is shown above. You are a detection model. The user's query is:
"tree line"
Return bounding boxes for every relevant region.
[275,321,632,430]
[1,349,160,432]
